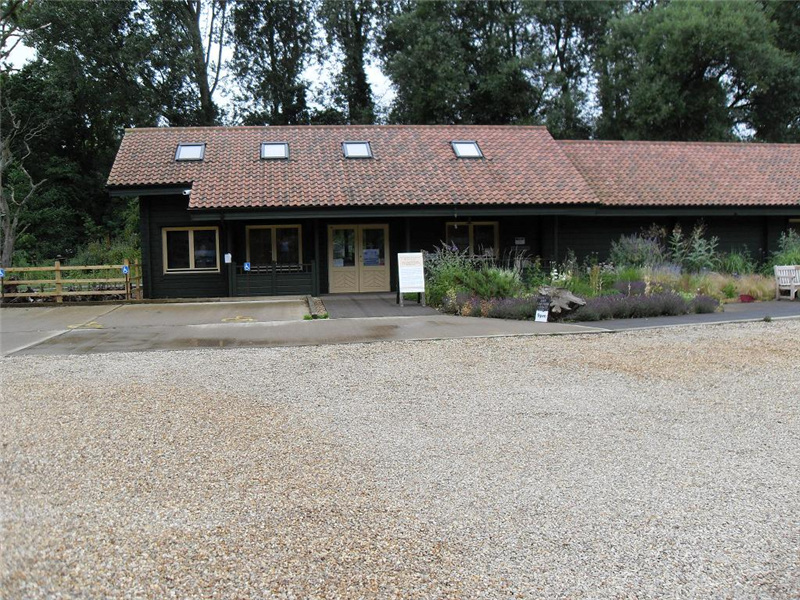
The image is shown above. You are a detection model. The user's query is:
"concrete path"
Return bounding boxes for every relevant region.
[2,310,594,356]
[0,298,309,356]
[3,298,799,357]
[323,293,438,318]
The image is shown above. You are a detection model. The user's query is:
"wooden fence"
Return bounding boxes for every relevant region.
[0,260,143,303]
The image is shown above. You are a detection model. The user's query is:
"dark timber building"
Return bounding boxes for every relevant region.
[106,125,800,299]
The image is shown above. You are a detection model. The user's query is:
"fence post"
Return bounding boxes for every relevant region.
[54,260,63,303]
[271,262,277,295]
[124,259,131,300]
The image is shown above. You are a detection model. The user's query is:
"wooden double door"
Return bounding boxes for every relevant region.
[328,224,390,293]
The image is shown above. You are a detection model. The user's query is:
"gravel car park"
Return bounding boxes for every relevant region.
[2,321,799,598]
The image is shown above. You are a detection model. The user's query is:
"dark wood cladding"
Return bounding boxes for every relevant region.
[140,196,795,299]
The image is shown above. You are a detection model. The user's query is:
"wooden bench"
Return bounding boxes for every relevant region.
[774,265,800,301]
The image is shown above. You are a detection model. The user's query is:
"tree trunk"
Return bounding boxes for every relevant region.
[1,219,15,268]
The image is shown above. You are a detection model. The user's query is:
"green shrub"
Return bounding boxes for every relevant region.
[717,247,756,275]
[721,281,738,299]
[616,266,642,282]
[457,266,523,299]
[609,233,665,267]
[68,238,141,266]
[764,230,800,274]
[668,222,719,272]
[424,246,474,307]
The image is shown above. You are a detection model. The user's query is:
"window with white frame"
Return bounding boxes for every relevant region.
[261,142,289,160]
[246,225,303,265]
[342,141,372,158]
[175,143,205,161]
[162,227,220,272]
[445,222,498,256]
[451,140,483,158]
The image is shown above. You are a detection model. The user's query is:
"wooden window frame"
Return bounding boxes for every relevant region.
[445,221,499,256]
[245,224,304,265]
[162,226,220,274]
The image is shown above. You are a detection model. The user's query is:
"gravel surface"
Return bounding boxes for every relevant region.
[2,321,799,598]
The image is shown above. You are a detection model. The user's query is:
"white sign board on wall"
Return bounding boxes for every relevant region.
[397,252,425,293]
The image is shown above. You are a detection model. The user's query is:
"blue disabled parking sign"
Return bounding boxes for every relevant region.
[0,268,5,278]
[121,265,130,275]
[243,262,251,272]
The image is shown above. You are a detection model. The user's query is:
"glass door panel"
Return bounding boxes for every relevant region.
[472,224,497,257]
[332,228,356,267]
[249,228,272,265]
[361,227,386,266]
[275,227,300,264]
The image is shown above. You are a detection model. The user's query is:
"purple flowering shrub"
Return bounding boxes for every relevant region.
[564,292,692,322]
[689,294,720,314]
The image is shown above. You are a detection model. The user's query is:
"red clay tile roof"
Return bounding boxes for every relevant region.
[107,125,600,209]
[560,139,800,207]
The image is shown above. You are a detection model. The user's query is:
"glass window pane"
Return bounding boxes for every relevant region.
[332,228,356,267]
[361,228,385,266]
[275,227,300,264]
[176,144,204,160]
[166,230,190,270]
[249,228,272,265]
[261,143,288,159]
[446,224,470,253]
[452,141,482,158]
[343,142,371,158]
[472,224,497,256]
[193,229,217,269]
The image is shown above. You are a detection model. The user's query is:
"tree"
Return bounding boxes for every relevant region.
[596,0,798,141]
[527,0,619,139]
[750,1,800,141]
[378,0,541,124]
[0,104,46,267]
[228,0,313,125]
[151,0,227,125]
[318,0,376,124]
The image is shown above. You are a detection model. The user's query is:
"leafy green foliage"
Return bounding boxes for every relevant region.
[668,223,719,272]
[229,0,313,125]
[457,267,523,300]
[717,247,756,275]
[598,0,800,141]
[764,229,800,273]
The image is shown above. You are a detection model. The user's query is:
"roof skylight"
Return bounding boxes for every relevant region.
[261,142,289,160]
[342,141,372,159]
[451,141,483,159]
[175,143,205,161]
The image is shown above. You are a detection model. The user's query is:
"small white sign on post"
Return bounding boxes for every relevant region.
[535,295,550,323]
[397,252,425,306]
[224,253,232,264]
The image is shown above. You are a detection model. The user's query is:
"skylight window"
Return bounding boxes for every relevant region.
[261,142,289,160]
[342,141,372,159]
[451,141,483,159]
[175,143,205,161]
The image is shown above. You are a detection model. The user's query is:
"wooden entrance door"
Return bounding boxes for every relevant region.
[328,224,390,293]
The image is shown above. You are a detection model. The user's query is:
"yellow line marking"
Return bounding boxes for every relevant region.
[221,315,255,323]
[67,321,104,329]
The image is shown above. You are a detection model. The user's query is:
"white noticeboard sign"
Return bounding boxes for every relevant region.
[397,252,425,293]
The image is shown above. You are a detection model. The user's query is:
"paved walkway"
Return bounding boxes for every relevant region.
[323,293,438,318]
[2,299,798,357]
